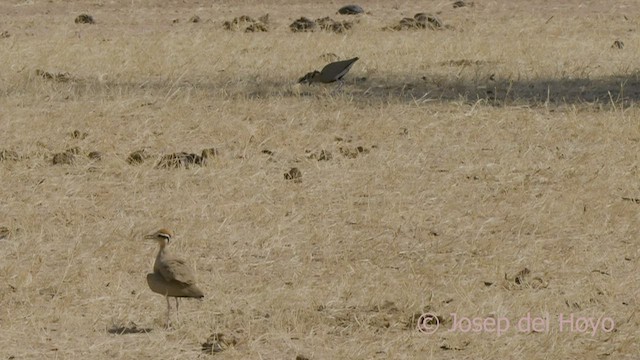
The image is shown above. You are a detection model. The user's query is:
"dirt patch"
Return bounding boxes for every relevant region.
[35,69,72,82]
[320,53,339,62]
[127,149,151,165]
[0,226,9,240]
[156,152,201,169]
[504,267,548,289]
[107,322,152,335]
[339,145,370,158]
[156,148,217,169]
[200,148,218,164]
[51,151,76,165]
[611,40,624,49]
[223,14,270,32]
[50,147,83,165]
[87,151,102,161]
[201,333,238,354]
[317,16,354,33]
[0,150,19,161]
[284,167,302,182]
[70,130,88,140]
[74,14,95,24]
[453,0,474,8]
[289,17,316,32]
[439,59,488,66]
[290,16,354,33]
[385,13,443,31]
[307,149,332,161]
[65,147,81,155]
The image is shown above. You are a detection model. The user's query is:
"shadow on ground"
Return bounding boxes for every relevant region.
[24,71,640,107]
[107,323,152,335]
[278,72,640,107]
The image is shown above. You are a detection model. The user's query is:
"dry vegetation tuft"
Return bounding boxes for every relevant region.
[0,0,639,358]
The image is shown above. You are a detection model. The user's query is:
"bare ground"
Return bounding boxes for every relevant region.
[0,0,639,359]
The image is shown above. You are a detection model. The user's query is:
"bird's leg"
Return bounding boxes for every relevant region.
[332,80,345,94]
[165,296,171,329]
[175,298,180,323]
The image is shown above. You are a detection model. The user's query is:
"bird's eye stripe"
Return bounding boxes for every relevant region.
[159,234,171,241]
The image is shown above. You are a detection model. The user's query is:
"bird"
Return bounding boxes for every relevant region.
[144,228,204,328]
[298,57,359,89]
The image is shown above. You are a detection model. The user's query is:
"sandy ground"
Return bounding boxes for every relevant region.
[0,0,639,358]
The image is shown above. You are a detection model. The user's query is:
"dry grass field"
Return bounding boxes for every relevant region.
[1,0,639,358]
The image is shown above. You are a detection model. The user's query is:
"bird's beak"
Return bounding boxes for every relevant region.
[144,234,155,240]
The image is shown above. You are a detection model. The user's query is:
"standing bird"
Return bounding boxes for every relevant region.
[144,228,204,328]
[299,57,359,89]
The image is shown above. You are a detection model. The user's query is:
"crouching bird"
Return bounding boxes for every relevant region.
[144,228,204,328]
[299,57,359,90]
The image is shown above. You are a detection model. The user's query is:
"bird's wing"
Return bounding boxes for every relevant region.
[320,58,358,82]
[157,257,196,285]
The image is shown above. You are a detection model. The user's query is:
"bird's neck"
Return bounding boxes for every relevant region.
[154,245,167,271]
[156,244,168,258]
[159,241,169,249]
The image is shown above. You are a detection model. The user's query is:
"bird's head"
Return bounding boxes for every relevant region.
[144,228,174,246]
[298,70,321,84]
